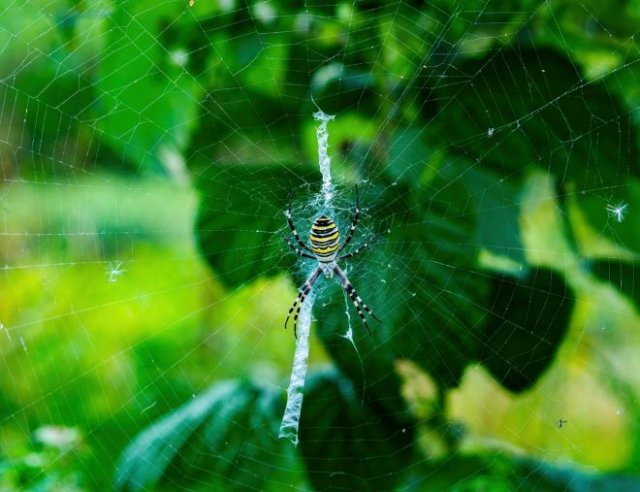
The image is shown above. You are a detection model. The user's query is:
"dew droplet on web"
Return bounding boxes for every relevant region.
[605,202,628,223]
[106,262,126,283]
[487,127,495,137]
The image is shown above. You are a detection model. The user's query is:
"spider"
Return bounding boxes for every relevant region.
[282,186,381,337]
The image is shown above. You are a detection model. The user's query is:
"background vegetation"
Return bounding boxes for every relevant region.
[1,0,640,490]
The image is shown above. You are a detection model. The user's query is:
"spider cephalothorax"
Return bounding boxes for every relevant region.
[282,187,380,336]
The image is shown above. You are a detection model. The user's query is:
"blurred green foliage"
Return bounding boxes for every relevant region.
[0,426,86,491]
[2,0,640,491]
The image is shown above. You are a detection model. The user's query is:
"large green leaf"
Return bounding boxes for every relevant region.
[385,127,525,263]
[316,164,570,397]
[386,162,491,388]
[195,157,570,403]
[304,164,492,430]
[194,160,488,421]
[194,163,413,413]
[97,1,203,173]
[298,368,414,492]
[210,31,289,99]
[463,167,525,265]
[385,126,432,186]
[195,164,318,288]
[479,267,575,392]
[430,47,638,191]
[115,379,302,492]
[429,45,640,300]
[0,3,100,176]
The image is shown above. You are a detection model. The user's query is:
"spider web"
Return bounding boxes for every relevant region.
[1,0,640,490]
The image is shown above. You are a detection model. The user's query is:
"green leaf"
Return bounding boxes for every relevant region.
[430,46,640,264]
[387,162,491,388]
[96,1,202,174]
[115,379,301,492]
[463,167,525,266]
[479,267,575,392]
[211,31,289,98]
[2,11,99,176]
[317,161,567,397]
[430,47,638,190]
[13,67,96,174]
[385,127,525,263]
[385,126,431,186]
[311,163,491,419]
[298,368,414,492]
[195,164,318,288]
[195,158,568,409]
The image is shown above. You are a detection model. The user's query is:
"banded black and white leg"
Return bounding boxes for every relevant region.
[336,185,360,255]
[285,267,322,338]
[338,238,372,261]
[285,195,313,255]
[281,233,314,259]
[334,266,381,334]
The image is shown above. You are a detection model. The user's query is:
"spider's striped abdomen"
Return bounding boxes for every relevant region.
[310,215,340,262]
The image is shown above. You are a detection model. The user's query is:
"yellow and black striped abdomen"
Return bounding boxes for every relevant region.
[310,215,340,262]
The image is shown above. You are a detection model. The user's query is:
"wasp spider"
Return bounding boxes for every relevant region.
[282,186,381,337]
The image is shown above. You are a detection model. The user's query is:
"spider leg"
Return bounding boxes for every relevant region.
[336,185,359,254]
[281,233,315,259]
[286,193,313,253]
[285,267,322,338]
[334,266,381,334]
[337,237,372,260]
